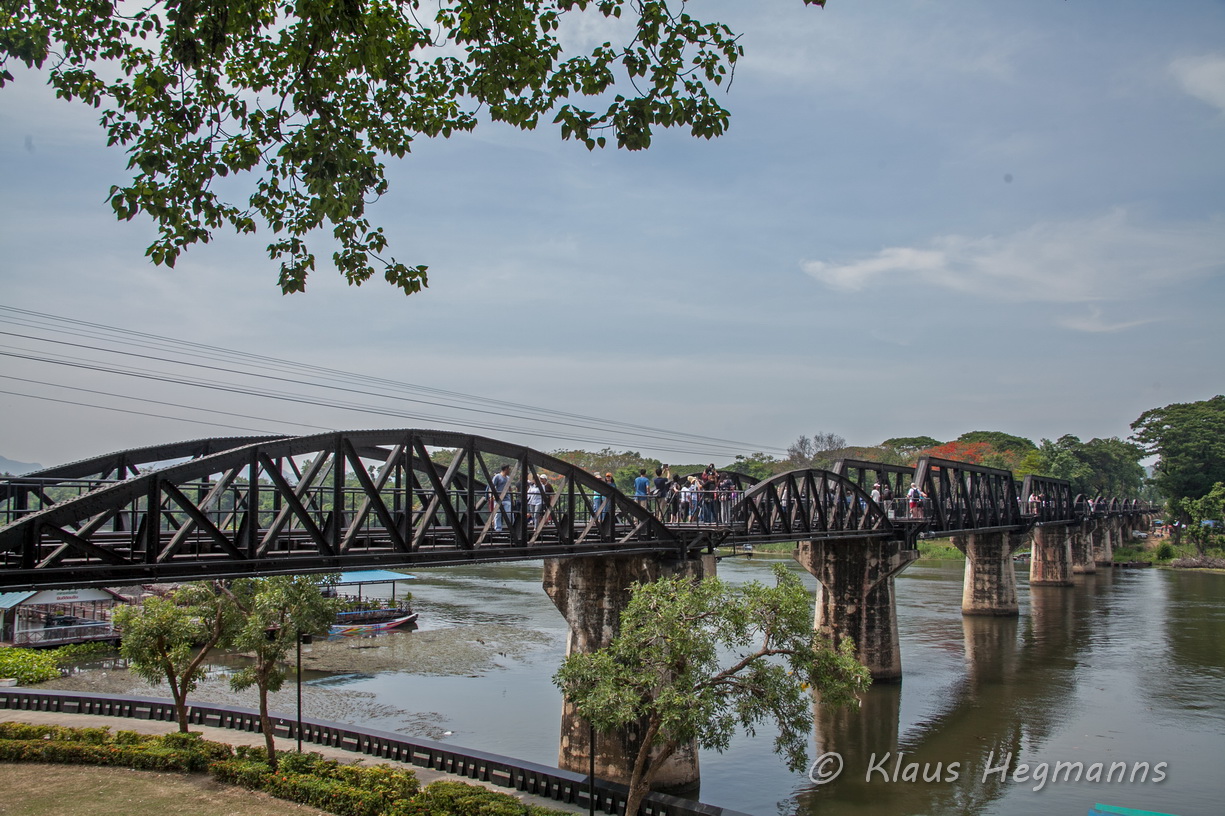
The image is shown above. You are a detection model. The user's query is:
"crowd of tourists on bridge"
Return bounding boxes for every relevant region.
[483,461,1102,534]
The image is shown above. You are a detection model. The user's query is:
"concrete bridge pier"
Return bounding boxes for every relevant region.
[793,537,919,682]
[542,553,712,793]
[952,531,1026,616]
[1029,524,1073,586]
[1092,522,1114,565]
[1070,521,1096,574]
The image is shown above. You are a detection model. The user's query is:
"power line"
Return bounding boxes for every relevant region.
[0,374,334,433]
[0,351,765,458]
[0,305,784,458]
[0,305,787,456]
[0,389,282,435]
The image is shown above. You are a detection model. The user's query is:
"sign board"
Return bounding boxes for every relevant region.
[25,588,116,605]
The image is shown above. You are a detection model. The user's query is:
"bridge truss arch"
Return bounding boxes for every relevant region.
[0,436,286,512]
[732,468,895,545]
[0,430,683,591]
[1019,474,1077,524]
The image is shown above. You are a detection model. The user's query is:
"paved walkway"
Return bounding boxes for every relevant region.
[0,708,584,814]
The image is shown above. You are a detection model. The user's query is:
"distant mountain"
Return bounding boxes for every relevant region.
[0,455,43,475]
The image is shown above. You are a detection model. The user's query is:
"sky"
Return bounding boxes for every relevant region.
[1,0,1223,471]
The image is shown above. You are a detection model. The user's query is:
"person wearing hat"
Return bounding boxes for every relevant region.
[541,474,556,527]
[871,483,882,505]
[907,482,926,519]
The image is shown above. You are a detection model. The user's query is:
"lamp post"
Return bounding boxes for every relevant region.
[296,632,313,752]
[588,719,596,816]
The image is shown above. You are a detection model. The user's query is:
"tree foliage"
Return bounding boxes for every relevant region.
[1131,395,1225,507]
[880,436,941,454]
[112,581,241,732]
[1,0,825,294]
[731,451,783,481]
[228,574,339,768]
[553,564,869,816]
[1036,434,1145,499]
[786,432,847,470]
[956,430,1036,453]
[1174,482,1225,556]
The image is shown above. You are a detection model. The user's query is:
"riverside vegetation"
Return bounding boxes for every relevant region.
[0,722,569,816]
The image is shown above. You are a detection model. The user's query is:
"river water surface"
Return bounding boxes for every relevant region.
[45,556,1224,816]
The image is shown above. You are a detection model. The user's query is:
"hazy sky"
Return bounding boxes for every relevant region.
[1,1,1223,470]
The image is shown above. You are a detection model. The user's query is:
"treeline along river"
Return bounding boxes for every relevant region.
[47,556,1224,816]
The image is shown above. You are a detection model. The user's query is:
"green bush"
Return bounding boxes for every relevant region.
[393,780,564,816]
[210,752,419,816]
[1157,542,1175,560]
[275,750,419,799]
[50,642,118,666]
[209,757,274,789]
[0,722,231,772]
[0,646,61,684]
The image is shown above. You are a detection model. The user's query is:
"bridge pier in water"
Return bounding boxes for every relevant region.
[952,531,1027,616]
[1092,521,1114,565]
[1070,521,1096,574]
[542,552,712,793]
[793,538,919,682]
[1029,524,1074,586]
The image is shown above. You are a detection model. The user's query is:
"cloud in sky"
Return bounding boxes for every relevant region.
[2,1,1224,466]
[800,210,1225,310]
[1170,53,1225,114]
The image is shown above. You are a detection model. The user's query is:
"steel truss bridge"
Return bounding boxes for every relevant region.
[0,430,1155,591]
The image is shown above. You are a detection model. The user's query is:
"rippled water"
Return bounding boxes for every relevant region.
[43,556,1224,816]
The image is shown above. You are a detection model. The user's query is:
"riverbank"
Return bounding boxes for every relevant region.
[0,707,584,814]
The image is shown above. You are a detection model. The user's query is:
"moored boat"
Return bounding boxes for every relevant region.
[329,612,419,636]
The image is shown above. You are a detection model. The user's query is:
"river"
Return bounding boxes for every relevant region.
[43,555,1224,816]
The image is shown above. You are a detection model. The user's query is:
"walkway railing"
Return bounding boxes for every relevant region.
[0,688,750,816]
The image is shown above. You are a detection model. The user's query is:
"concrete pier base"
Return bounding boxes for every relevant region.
[1092,522,1114,565]
[954,531,1024,616]
[1029,525,1074,586]
[543,553,711,792]
[1070,522,1096,574]
[793,537,919,682]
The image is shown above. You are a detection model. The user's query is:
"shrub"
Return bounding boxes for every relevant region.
[394,780,546,816]
[0,647,61,684]
[49,642,117,666]
[1156,542,1175,561]
[209,757,275,789]
[0,722,230,772]
[210,752,419,816]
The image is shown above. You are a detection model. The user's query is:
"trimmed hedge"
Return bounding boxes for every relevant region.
[0,723,573,816]
[0,723,232,772]
[394,781,573,816]
[210,752,420,816]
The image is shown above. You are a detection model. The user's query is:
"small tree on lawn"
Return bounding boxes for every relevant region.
[554,564,870,816]
[228,575,339,769]
[112,581,241,732]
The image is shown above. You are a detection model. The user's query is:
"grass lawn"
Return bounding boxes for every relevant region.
[0,763,326,816]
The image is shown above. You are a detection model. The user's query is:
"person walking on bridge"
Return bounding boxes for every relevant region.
[492,464,513,532]
[907,483,926,519]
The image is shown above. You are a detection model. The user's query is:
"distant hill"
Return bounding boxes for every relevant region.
[0,455,43,475]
